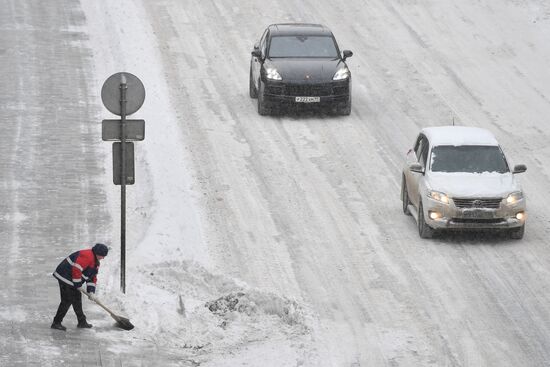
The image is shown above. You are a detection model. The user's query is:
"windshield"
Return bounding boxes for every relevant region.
[430,145,509,173]
[268,36,339,58]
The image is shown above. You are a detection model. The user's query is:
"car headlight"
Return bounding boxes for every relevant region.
[265,67,282,80]
[428,190,449,204]
[506,191,523,205]
[333,67,350,80]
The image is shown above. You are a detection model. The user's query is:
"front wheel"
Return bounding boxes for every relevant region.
[401,176,411,216]
[418,202,434,238]
[257,80,270,115]
[249,66,257,98]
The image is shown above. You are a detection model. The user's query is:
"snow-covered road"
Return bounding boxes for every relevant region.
[3,0,550,366]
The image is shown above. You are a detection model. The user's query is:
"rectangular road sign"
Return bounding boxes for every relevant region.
[112,142,135,185]
[102,119,145,141]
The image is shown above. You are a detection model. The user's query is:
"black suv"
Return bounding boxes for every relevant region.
[250,23,353,115]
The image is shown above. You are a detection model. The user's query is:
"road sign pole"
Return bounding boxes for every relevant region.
[101,71,145,296]
[120,74,128,294]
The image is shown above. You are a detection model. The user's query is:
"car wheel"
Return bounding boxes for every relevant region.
[257,80,270,116]
[249,66,257,99]
[401,175,411,216]
[510,225,525,239]
[418,202,434,238]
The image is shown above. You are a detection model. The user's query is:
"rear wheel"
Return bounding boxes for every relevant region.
[510,225,525,239]
[418,202,434,238]
[249,66,257,98]
[401,176,411,216]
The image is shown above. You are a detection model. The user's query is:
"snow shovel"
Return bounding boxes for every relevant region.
[79,289,134,330]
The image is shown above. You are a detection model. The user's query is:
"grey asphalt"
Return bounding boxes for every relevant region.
[0,1,191,366]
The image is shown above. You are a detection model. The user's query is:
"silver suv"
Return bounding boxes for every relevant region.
[401,126,527,239]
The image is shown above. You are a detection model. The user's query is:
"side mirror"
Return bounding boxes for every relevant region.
[251,49,262,58]
[409,162,424,174]
[342,50,353,61]
[512,164,527,174]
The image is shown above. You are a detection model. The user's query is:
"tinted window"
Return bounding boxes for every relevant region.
[414,136,429,166]
[268,36,338,58]
[430,145,509,173]
[414,136,424,159]
[419,141,429,167]
[260,29,268,57]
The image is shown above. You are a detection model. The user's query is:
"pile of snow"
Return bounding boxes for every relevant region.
[206,291,304,327]
[98,259,311,362]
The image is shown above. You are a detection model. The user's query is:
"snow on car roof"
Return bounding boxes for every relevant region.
[422,126,499,146]
[269,23,332,36]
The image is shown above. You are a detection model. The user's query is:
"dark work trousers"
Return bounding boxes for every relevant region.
[53,280,86,324]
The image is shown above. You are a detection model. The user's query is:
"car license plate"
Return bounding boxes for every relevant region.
[295,96,320,103]
[462,209,492,219]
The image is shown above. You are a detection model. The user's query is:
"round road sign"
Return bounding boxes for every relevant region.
[101,72,145,116]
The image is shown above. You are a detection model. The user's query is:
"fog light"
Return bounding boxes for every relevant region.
[516,212,526,220]
[429,211,441,220]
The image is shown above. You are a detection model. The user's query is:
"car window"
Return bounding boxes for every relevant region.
[419,141,429,167]
[430,145,510,173]
[260,29,268,44]
[268,36,339,58]
[414,136,425,161]
[260,29,268,58]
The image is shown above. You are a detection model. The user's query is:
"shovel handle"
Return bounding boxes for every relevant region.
[79,288,117,317]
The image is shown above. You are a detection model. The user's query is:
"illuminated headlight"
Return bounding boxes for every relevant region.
[428,190,449,204]
[429,211,442,220]
[506,191,523,205]
[516,212,526,220]
[333,67,350,80]
[265,67,282,80]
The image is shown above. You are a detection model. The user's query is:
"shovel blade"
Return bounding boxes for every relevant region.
[80,289,134,330]
[113,314,134,330]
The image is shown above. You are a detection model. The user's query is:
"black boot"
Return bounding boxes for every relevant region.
[51,322,66,331]
[77,321,93,328]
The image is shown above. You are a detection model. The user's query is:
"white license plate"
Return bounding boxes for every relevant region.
[295,96,320,103]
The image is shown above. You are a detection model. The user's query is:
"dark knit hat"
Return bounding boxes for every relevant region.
[92,243,109,257]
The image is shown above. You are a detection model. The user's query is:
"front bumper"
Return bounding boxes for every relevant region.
[262,79,350,108]
[423,196,526,230]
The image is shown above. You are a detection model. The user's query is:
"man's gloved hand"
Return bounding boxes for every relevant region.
[85,287,96,301]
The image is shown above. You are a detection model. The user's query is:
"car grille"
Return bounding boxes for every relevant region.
[266,83,349,97]
[332,85,349,95]
[285,84,333,96]
[266,85,284,95]
[453,198,502,209]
